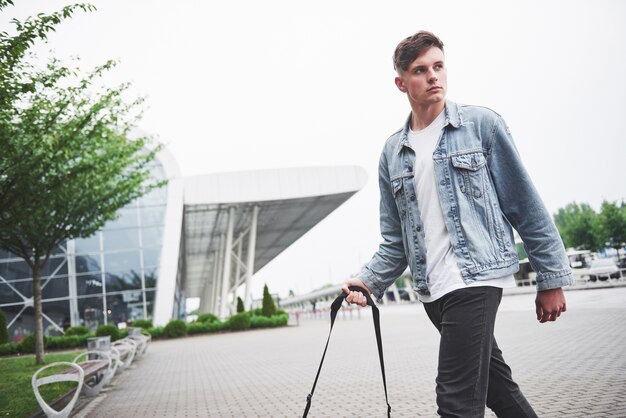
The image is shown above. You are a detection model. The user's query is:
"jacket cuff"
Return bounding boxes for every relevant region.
[360,268,387,303]
[535,269,574,292]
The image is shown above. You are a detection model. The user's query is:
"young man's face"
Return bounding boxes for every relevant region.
[395,46,447,108]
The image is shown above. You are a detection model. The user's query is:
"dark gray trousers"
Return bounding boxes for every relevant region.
[423,287,538,418]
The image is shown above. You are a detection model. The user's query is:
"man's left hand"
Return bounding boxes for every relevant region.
[535,287,567,323]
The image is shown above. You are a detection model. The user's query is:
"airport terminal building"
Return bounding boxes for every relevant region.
[0,149,366,340]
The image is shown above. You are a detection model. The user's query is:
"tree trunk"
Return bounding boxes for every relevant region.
[33,261,45,364]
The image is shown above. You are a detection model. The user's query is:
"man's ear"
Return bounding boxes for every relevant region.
[395,76,407,93]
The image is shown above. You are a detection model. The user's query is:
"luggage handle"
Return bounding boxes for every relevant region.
[302,286,392,418]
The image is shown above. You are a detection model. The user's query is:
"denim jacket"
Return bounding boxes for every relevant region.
[361,100,573,300]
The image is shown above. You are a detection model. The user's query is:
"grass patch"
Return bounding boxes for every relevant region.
[0,351,84,418]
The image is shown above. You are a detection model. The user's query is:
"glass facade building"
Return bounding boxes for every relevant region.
[0,160,168,342]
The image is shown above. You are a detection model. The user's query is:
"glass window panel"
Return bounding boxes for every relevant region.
[0,282,24,304]
[140,227,163,249]
[139,206,165,227]
[103,251,141,274]
[106,291,145,325]
[104,270,142,292]
[7,306,34,342]
[139,185,167,207]
[0,249,11,260]
[42,299,70,336]
[142,248,161,269]
[40,257,68,278]
[78,296,105,331]
[103,207,138,230]
[0,279,32,299]
[145,290,155,321]
[77,273,104,296]
[76,254,102,274]
[41,276,69,300]
[143,268,158,289]
[103,228,140,252]
[75,233,101,254]
[0,260,31,281]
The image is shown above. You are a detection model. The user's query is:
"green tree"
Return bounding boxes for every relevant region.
[236,296,245,313]
[0,3,164,363]
[0,308,8,344]
[261,284,277,317]
[553,202,599,251]
[595,200,626,258]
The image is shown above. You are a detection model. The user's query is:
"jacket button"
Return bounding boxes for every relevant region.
[416,226,422,232]
[410,195,416,201]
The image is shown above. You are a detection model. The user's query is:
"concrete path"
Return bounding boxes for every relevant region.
[76,287,626,417]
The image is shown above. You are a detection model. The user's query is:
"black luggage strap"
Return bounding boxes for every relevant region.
[302,286,392,418]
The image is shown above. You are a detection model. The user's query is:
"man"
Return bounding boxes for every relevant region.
[343,31,572,417]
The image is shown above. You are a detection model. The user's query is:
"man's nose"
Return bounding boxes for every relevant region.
[428,68,438,82]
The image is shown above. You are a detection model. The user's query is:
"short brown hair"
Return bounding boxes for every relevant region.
[393,31,444,72]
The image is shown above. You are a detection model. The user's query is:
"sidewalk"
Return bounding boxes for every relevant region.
[76,287,626,417]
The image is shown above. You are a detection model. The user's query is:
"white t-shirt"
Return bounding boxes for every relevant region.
[408,110,515,303]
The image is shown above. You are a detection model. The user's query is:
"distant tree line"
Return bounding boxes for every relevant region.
[553,200,626,255]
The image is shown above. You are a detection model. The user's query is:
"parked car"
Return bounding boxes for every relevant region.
[587,258,621,281]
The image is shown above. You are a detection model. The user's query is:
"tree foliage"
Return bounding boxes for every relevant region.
[261,284,277,317]
[0,309,8,344]
[596,201,626,254]
[0,2,165,363]
[236,296,245,313]
[554,200,626,254]
[553,202,599,250]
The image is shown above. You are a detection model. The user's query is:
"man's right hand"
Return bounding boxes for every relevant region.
[341,278,372,307]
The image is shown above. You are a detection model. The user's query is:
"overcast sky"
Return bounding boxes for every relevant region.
[3,0,625,300]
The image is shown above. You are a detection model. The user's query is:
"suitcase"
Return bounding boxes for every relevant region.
[302,286,392,417]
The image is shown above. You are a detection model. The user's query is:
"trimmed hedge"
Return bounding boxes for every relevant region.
[228,312,251,331]
[17,334,47,353]
[0,342,17,356]
[64,325,89,336]
[147,326,164,339]
[47,335,89,350]
[131,319,153,329]
[164,319,187,338]
[196,313,219,323]
[95,324,120,341]
[250,313,288,329]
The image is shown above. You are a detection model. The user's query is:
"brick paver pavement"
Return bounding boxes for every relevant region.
[76,287,626,417]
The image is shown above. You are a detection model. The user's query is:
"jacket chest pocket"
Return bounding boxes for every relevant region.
[451,152,488,198]
[390,176,409,217]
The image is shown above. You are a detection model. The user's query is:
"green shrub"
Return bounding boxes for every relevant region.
[186,322,210,335]
[0,342,17,356]
[64,325,90,336]
[228,312,251,331]
[236,297,245,313]
[131,319,153,329]
[164,319,187,338]
[147,326,164,339]
[261,284,277,317]
[207,321,227,332]
[0,309,8,344]
[250,315,273,328]
[95,324,120,341]
[47,335,88,350]
[250,313,289,329]
[17,333,47,353]
[250,308,263,316]
[196,312,219,323]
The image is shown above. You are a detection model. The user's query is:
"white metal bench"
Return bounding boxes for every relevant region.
[72,351,114,396]
[31,362,84,418]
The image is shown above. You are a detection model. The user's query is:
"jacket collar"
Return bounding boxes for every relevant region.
[396,99,461,154]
